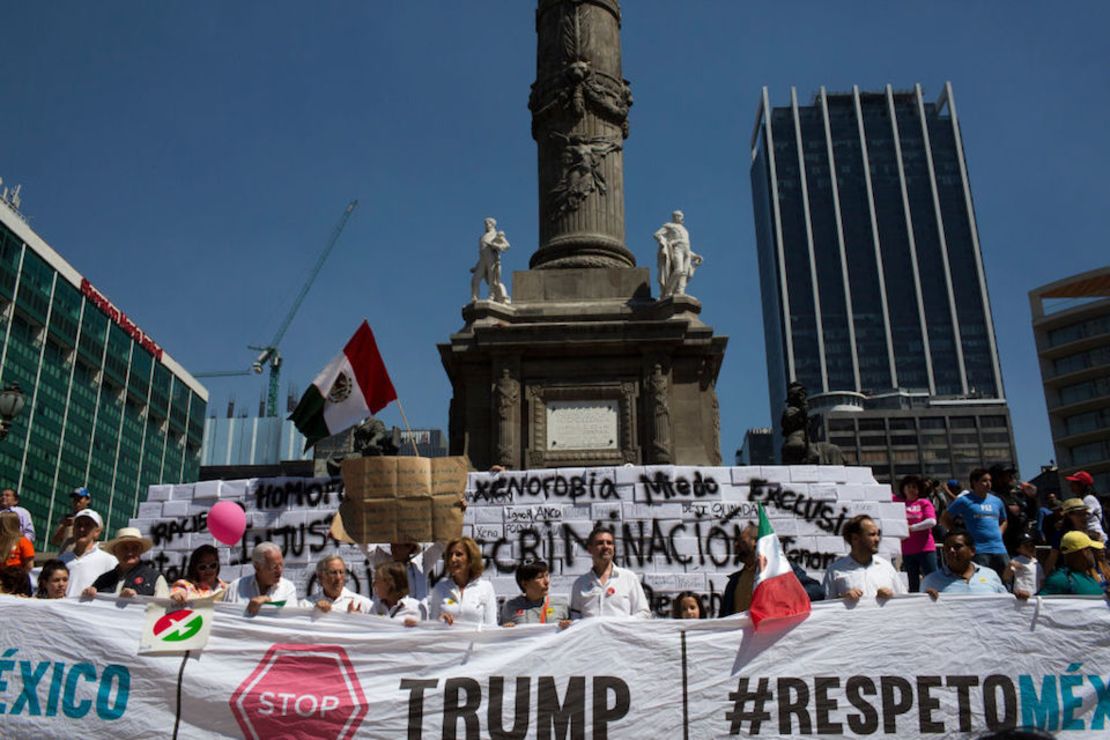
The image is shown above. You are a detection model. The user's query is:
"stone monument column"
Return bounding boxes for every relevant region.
[529,0,634,269]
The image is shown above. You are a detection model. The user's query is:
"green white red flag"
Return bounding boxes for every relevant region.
[289,320,397,449]
[749,504,811,629]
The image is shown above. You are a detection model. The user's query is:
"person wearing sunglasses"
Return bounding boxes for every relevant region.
[170,544,227,604]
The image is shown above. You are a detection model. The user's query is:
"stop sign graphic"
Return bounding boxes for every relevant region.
[230,643,368,739]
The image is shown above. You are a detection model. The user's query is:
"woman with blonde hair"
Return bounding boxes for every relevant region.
[1,511,34,574]
[428,536,497,626]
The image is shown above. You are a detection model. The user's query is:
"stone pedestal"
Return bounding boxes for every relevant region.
[438,268,727,469]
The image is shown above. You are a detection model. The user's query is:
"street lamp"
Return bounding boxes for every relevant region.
[0,382,25,440]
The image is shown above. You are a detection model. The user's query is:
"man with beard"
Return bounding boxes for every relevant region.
[720,522,823,616]
[822,515,906,600]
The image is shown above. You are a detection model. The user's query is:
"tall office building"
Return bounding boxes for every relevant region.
[1030,267,1110,492]
[0,193,207,540]
[750,83,1015,482]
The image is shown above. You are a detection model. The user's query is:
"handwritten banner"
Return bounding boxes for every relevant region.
[130,465,905,616]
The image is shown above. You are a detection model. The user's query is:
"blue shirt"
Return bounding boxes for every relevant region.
[946,492,1007,554]
[921,563,1008,594]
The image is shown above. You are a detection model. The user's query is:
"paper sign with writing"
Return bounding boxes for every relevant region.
[338,456,468,543]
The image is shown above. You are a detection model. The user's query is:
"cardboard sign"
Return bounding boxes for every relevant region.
[338,456,468,543]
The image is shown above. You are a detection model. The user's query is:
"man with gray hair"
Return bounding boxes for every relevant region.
[225,542,298,616]
[301,555,372,614]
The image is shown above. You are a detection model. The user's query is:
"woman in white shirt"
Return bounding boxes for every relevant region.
[428,537,497,626]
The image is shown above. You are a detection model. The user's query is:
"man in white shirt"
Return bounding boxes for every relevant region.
[822,515,906,600]
[570,526,651,619]
[59,509,117,597]
[226,542,299,615]
[301,555,372,614]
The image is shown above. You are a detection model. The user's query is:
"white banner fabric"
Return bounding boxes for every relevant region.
[1,594,1108,738]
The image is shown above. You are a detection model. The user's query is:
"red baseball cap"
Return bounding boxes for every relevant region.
[1066,471,1094,487]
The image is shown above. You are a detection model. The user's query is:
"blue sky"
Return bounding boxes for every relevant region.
[3,2,1108,476]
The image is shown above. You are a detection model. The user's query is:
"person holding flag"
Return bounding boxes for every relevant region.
[746,504,814,629]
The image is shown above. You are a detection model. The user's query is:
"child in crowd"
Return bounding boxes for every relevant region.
[1004,533,1044,597]
[671,590,705,619]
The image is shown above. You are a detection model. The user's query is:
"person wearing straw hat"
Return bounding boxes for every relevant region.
[81,527,168,599]
[1039,531,1108,596]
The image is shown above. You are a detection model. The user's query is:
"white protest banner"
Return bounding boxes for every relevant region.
[1,594,1108,738]
[139,601,215,654]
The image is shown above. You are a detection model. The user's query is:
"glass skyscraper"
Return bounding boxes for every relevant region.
[0,197,207,541]
[750,84,1016,482]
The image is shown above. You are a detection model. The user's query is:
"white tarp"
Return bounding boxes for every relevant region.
[1,594,1108,738]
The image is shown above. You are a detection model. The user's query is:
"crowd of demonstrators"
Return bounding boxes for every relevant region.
[50,487,91,554]
[889,465,1110,600]
[3,465,1107,621]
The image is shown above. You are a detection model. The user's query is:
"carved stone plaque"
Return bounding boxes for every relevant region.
[546,400,619,451]
[525,382,640,467]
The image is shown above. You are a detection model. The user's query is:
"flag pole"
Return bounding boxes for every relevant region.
[393,399,421,457]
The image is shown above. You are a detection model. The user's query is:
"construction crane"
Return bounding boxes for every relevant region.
[195,199,359,416]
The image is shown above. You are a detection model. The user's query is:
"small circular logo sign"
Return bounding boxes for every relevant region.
[153,609,204,642]
[327,372,352,403]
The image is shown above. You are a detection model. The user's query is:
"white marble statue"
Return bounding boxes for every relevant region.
[654,210,703,298]
[470,217,511,304]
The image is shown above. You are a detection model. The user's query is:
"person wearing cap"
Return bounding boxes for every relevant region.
[225,541,299,615]
[81,527,168,599]
[50,487,92,554]
[1066,471,1105,542]
[923,529,1009,598]
[1003,532,1045,598]
[0,488,35,544]
[941,468,1009,578]
[1038,531,1108,596]
[59,510,117,597]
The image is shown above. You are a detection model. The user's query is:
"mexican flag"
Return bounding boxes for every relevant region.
[289,320,397,449]
[749,504,811,629]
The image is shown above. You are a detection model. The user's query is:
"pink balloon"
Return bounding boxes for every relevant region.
[207,501,247,546]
